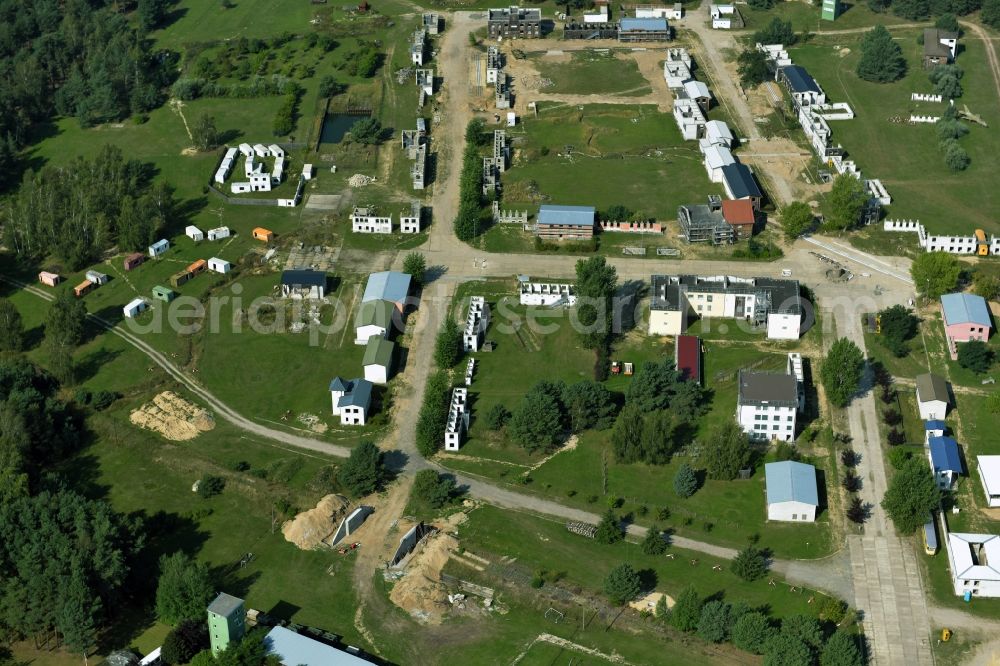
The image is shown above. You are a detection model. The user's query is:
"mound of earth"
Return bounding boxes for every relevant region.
[129,391,215,441]
[388,529,458,625]
[282,494,350,550]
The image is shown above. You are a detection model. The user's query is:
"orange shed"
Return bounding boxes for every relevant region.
[252,227,274,243]
[188,259,207,274]
[74,280,94,298]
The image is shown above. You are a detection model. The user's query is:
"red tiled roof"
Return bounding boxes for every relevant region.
[722,199,755,225]
[675,335,701,384]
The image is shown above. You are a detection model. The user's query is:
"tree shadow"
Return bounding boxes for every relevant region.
[383,448,409,476]
[637,568,658,593]
[75,347,123,383]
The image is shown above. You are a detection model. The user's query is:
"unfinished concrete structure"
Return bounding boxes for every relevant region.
[463,296,490,352]
[487,6,541,39]
[444,387,470,451]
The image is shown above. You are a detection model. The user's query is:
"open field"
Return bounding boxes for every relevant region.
[530,50,653,96]
[789,33,1000,235]
[741,1,929,32]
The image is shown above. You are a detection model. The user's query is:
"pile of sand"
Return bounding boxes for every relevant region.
[281,494,350,550]
[629,591,674,614]
[389,530,458,624]
[348,174,374,187]
[129,391,215,441]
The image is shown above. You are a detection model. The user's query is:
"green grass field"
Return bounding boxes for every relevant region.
[530,50,653,96]
[741,1,928,33]
[790,33,1000,235]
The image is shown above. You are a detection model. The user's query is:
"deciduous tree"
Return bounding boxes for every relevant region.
[703,421,751,481]
[781,202,815,241]
[337,441,386,497]
[958,339,992,374]
[910,252,961,298]
[0,300,24,351]
[881,458,940,533]
[156,553,215,624]
[433,319,463,368]
[821,338,864,407]
[403,252,427,285]
[670,585,702,632]
[826,174,867,230]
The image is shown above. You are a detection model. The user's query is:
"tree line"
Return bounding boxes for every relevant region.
[2,144,176,270]
[0,0,173,187]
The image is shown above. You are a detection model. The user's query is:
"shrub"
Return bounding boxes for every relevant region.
[731,545,768,582]
[887,428,906,446]
[641,525,668,555]
[887,447,912,469]
[673,462,699,497]
[485,403,511,431]
[197,475,225,498]
[958,339,992,373]
[882,409,901,426]
[842,471,861,492]
[595,509,623,544]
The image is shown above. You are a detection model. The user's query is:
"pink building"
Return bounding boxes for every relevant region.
[941,292,992,359]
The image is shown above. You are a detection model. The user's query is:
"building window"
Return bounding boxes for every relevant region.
[788,416,794,421]
[792,514,798,520]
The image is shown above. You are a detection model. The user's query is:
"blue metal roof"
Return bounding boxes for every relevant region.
[362,271,411,305]
[619,17,668,31]
[781,65,820,94]
[765,461,818,506]
[337,378,373,409]
[925,419,947,431]
[329,376,349,392]
[722,163,762,199]
[941,292,992,328]
[537,204,596,228]
[265,626,369,666]
[929,436,962,473]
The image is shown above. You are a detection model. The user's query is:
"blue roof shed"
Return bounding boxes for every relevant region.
[929,436,963,474]
[941,292,992,328]
[925,420,947,432]
[537,205,596,228]
[362,271,412,305]
[765,461,819,506]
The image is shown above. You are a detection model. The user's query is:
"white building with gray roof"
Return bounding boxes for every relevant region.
[736,369,798,442]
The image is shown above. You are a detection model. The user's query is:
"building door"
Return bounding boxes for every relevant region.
[734,296,746,318]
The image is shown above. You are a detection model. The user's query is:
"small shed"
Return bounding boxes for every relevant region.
[925,419,946,442]
[208,257,232,274]
[85,270,109,285]
[674,335,701,384]
[928,436,962,490]
[38,271,61,287]
[916,373,950,420]
[303,164,315,180]
[74,280,94,298]
[363,337,396,384]
[123,298,148,318]
[152,286,176,302]
[252,227,274,243]
[124,253,145,271]
[170,270,193,288]
[185,226,205,242]
[765,461,818,522]
[148,239,170,258]
[207,226,231,241]
[188,259,207,275]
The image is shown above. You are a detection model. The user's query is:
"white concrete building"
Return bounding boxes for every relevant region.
[268,144,285,158]
[518,278,577,306]
[444,387,470,451]
[249,172,272,192]
[123,298,148,318]
[636,3,682,19]
[648,274,805,340]
[303,164,315,180]
[352,207,393,234]
[329,377,372,426]
[208,257,231,274]
[710,4,735,29]
[400,203,421,233]
[703,144,735,183]
[947,533,1000,597]
[355,299,394,345]
[916,373,950,420]
[253,143,268,157]
[737,369,798,442]
[207,226,231,241]
[704,120,734,148]
[978,456,1000,508]
[583,5,608,22]
[672,98,706,141]
[148,239,169,258]
[363,337,395,385]
[463,296,490,352]
[185,226,204,242]
[238,143,253,157]
[765,461,818,522]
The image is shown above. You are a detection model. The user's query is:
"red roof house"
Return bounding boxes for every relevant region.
[722,199,756,239]
[675,335,701,384]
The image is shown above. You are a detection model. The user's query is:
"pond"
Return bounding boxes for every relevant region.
[319,113,369,144]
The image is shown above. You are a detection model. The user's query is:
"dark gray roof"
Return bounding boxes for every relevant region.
[282,269,327,288]
[780,65,820,94]
[650,275,803,315]
[916,373,950,404]
[207,592,244,617]
[738,370,798,406]
[721,163,762,200]
[924,29,957,58]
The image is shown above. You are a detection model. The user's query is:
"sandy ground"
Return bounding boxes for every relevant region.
[129,391,214,441]
[281,494,350,550]
[388,529,459,625]
[628,591,675,614]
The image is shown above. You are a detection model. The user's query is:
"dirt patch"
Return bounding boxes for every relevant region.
[281,494,350,550]
[129,391,215,441]
[181,147,199,156]
[629,591,674,614]
[388,529,459,624]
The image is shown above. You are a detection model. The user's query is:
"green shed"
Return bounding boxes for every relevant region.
[152,285,176,302]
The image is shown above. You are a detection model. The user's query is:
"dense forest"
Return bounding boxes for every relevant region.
[2,145,176,269]
[0,0,174,185]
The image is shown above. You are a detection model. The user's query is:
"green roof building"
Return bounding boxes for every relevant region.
[207,592,246,655]
[152,285,176,302]
[822,0,839,20]
[355,299,396,345]
[363,337,395,385]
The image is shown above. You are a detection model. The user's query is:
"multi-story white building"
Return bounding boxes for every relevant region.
[736,369,798,442]
[463,297,490,352]
[352,207,393,234]
[648,274,805,340]
[444,387,469,451]
[329,377,373,426]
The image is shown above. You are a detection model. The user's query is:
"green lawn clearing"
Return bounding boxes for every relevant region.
[530,50,653,97]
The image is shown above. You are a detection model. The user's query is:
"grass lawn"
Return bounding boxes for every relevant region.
[790,34,1000,235]
[458,505,833,622]
[863,328,932,379]
[499,104,723,221]
[530,50,653,96]
[741,1,928,33]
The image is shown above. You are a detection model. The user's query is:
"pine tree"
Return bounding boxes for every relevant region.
[641,525,668,555]
[673,463,699,497]
[856,25,907,82]
[670,585,702,632]
[594,509,623,544]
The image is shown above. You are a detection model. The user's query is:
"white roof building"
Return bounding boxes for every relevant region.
[947,533,1000,597]
[683,79,711,102]
[979,456,1000,508]
[703,144,735,183]
[185,225,204,242]
[705,120,734,148]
